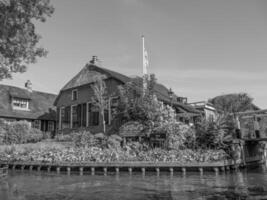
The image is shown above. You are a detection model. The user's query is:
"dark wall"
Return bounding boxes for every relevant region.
[55,78,122,107]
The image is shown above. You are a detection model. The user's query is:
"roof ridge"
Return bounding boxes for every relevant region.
[0,84,57,96]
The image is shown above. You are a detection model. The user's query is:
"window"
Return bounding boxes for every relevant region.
[33,120,41,130]
[88,103,99,126]
[48,121,54,132]
[104,109,109,124]
[61,106,70,129]
[81,103,87,127]
[110,97,119,121]
[71,105,78,128]
[72,89,78,101]
[12,98,29,110]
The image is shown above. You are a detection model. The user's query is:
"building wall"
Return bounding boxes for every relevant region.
[56,78,122,107]
[55,78,123,133]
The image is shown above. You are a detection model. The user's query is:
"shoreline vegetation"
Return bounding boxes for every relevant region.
[0,127,229,165]
[0,76,245,166]
[0,140,228,164]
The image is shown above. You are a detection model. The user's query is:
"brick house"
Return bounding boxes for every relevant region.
[0,81,57,133]
[54,56,200,134]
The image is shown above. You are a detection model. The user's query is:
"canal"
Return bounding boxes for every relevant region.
[0,165,267,200]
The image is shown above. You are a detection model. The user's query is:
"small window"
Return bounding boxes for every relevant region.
[12,98,29,110]
[32,120,41,130]
[72,89,78,101]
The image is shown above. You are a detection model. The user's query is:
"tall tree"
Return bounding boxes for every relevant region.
[0,0,54,80]
[91,76,108,133]
[209,93,254,114]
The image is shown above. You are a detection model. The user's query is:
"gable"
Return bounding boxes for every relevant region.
[61,64,130,91]
[54,78,123,107]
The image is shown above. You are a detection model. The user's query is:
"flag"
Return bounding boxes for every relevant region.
[142,36,149,75]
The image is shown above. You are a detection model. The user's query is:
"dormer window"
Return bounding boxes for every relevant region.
[12,98,29,110]
[72,89,78,101]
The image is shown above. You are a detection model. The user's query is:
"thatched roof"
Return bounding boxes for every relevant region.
[61,64,130,91]
[0,84,57,120]
[55,63,200,114]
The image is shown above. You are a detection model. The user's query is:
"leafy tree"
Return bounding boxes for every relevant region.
[195,114,234,150]
[117,74,177,137]
[209,93,254,114]
[91,76,108,133]
[0,0,54,80]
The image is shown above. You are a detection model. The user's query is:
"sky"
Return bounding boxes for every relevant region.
[2,0,267,108]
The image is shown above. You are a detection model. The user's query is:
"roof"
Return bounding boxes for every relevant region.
[55,63,200,114]
[61,64,130,91]
[0,84,57,120]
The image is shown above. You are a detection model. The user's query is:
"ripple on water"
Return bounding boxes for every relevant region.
[0,167,267,200]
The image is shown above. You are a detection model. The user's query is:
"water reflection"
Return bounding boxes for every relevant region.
[0,166,267,200]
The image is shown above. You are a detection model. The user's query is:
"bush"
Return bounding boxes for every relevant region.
[0,126,7,145]
[72,131,97,148]
[152,121,196,150]
[43,131,53,140]
[55,134,73,142]
[195,115,233,150]
[26,128,43,143]
[4,121,31,144]
[0,120,45,144]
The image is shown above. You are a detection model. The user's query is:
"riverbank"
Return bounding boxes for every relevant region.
[0,141,228,164]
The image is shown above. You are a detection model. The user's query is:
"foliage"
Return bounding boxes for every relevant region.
[209,93,254,114]
[195,115,234,150]
[0,141,229,163]
[4,120,31,144]
[26,128,43,143]
[153,121,196,150]
[0,120,43,144]
[72,130,98,148]
[117,74,176,129]
[0,0,54,80]
[91,75,108,133]
[55,133,73,142]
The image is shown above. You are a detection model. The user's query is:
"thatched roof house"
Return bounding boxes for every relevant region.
[54,56,200,133]
[0,83,57,132]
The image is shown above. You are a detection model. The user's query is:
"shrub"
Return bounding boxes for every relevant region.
[55,134,73,142]
[42,131,53,140]
[195,115,233,150]
[72,131,96,148]
[26,128,43,143]
[4,121,31,144]
[0,126,6,145]
[0,120,46,144]
[152,121,195,150]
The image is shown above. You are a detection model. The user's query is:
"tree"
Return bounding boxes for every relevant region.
[91,76,108,133]
[209,93,254,114]
[0,0,54,80]
[195,114,234,150]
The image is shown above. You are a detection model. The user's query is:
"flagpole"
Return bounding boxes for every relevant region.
[142,35,146,75]
[142,35,146,96]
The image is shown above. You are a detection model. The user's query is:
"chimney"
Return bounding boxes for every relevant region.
[90,56,98,64]
[25,80,32,92]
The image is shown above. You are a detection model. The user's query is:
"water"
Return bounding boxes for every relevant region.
[0,166,267,200]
